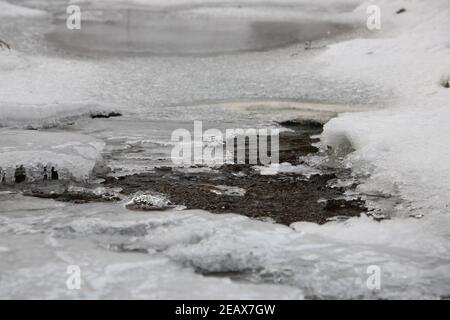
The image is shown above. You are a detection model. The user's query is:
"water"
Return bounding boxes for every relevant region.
[48,8,350,56]
[1,0,449,299]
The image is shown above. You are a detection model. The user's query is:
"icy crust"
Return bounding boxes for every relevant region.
[1,195,449,299]
[0,130,105,181]
[322,105,450,214]
[0,1,380,128]
[319,0,450,216]
[0,50,27,71]
[0,49,115,180]
[0,0,46,17]
[0,235,304,300]
[0,101,121,129]
[0,52,107,107]
[0,49,122,128]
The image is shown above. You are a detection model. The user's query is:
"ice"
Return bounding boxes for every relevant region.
[0,1,46,17]
[0,130,105,181]
[320,0,450,217]
[0,233,306,299]
[209,185,246,196]
[0,194,305,299]
[0,101,120,128]
[66,186,123,201]
[255,162,321,177]
[0,53,115,115]
[0,0,375,129]
[0,50,26,71]
[70,0,360,8]
[1,193,449,299]
[1,0,450,299]
[125,192,175,211]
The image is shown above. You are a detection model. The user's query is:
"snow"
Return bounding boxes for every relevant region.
[125,192,175,210]
[0,0,46,17]
[1,193,449,299]
[255,162,320,177]
[1,0,450,299]
[0,43,115,180]
[320,0,450,216]
[0,51,109,109]
[0,50,26,71]
[0,100,120,128]
[0,194,305,299]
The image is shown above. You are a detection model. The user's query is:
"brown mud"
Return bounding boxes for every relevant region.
[102,121,366,225]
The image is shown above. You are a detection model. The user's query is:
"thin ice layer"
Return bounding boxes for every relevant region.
[0,130,105,181]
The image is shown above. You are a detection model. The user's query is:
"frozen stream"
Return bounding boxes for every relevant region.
[1,0,449,299]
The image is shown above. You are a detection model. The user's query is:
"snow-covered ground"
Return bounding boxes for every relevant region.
[321,0,450,219]
[0,0,46,17]
[0,0,449,299]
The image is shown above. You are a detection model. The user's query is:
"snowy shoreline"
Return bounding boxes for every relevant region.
[320,0,450,218]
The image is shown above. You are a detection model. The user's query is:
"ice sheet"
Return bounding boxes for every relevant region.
[0,194,448,299]
[0,130,105,181]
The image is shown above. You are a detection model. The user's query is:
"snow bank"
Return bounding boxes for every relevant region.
[320,0,450,216]
[0,0,46,17]
[0,130,105,181]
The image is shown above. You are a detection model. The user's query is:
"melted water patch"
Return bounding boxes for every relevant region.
[47,9,350,56]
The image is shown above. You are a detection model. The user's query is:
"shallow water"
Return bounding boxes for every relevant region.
[48,8,350,56]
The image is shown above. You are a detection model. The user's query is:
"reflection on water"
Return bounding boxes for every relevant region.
[47,9,351,56]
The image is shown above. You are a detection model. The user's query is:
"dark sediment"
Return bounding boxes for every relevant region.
[0,39,11,50]
[104,168,365,225]
[5,121,366,225]
[443,80,450,88]
[90,111,122,119]
[102,121,366,225]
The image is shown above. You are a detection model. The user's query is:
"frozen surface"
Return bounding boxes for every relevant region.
[48,8,351,56]
[0,100,120,128]
[0,130,105,181]
[0,193,449,299]
[1,0,450,299]
[0,0,46,17]
[321,0,450,217]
